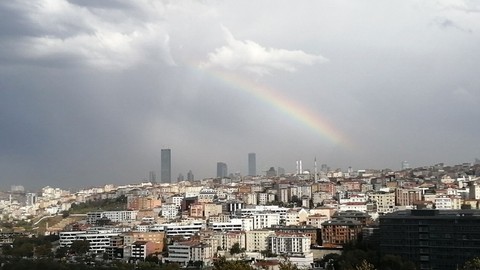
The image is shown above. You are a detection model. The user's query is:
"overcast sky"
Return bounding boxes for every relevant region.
[1,0,479,190]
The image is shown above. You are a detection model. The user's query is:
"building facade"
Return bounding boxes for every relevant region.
[379,209,480,270]
[248,153,256,176]
[321,218,362,248]
[217,162,228,178]
[161,149,171,183]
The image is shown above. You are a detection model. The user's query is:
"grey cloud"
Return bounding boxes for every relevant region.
[1,0,480,189]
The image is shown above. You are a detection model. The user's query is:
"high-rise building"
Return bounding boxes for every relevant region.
[248,153,256,176]
[26,193,37,206]
[187,170,194,181]
[401,160,410,170]
[149,171,157,184]
[217,162,228,178]
[161,149,171,183]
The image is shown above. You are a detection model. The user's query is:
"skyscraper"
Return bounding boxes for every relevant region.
[401,160,410,170]
[187,170,194,181]
[217,162,228,178]
[149,171,157,184]
[248,153,256,176]
[161,149,171,183]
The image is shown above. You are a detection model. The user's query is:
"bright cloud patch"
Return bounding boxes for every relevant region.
[202,26,328,75]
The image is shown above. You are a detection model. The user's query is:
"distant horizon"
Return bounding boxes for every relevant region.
[2,158,478,192]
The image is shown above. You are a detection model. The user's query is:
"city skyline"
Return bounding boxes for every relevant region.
[0,1,479,189]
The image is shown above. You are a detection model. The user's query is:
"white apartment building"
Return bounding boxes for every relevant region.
[279,188,289,203]
[60,230,120,253]
[87,211,138,224]
[130,241,151,261]
[253,212,281,230]
[258,193,268,205]
[434,195,453,209]
[245,230,274,252]
[166,241,213,266]
[213,231,246,251]
[306,214,329,228]
[312,192,332,206]
[164,221,205,237]
[161,203,179,220]
[284,208,309,226]
[210,218,243,232]
[239,205,289,221]
[338,202,368,212]
[246,193,258,205]
[339,194,367,204]
[269,232,311,256]
[198,192,216,203]
[285,210,300,226]
[298,185,312,199]
[59,231,86,247]
[167,194,184,207]
[368,192,395,214]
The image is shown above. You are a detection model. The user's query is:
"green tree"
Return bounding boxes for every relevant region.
[339,249,369,270]
[463,257,480,270]
[213,256,254,270]
[69,240,90,255]
[12,242,34,258]
[137,261,160,270]
[35,244,53,258]
[260,249,276,258]
[230,242,242,256]
[379,254,416,270]
[55,246,69,258]
[145,253,159,264]
[279,260,300,270]
[356,259,375,270]
[61,211,70,218]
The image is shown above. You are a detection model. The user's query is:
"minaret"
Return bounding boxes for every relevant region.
[314,157,318,182]
[296,160,299,174]
[299,160,303,174]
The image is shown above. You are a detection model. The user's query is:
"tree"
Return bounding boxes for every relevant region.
[322,253,341,270]
[145,253,159,264]
[230,242,242,256]
[12,242,34,258]
[339,249,369,270]
[61,211,70,218]
[279,260,300,270]
[55,246,69,258]
[463,257,480,270]
[69,240,90,255]
[260,249,276,258]
[35,244,53,258]
[379,254,415,270]
[356,260,375,270]
[213,256,254,270]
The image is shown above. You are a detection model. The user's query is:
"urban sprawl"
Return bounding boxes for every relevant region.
[2,154,480,270]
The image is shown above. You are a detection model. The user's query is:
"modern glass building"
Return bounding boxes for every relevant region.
[217,162,227,178]
[379,209,480,270]
[248,153,256,176]
[161,149,171,183]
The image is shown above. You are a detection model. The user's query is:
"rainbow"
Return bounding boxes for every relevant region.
[199,68,349,147]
